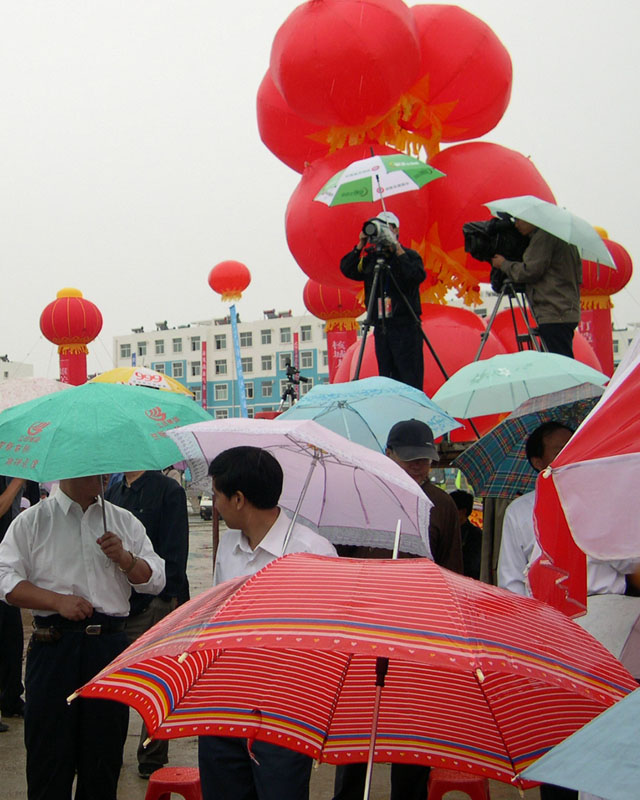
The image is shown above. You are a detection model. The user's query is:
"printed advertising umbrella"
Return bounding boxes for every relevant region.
[72,554,636,790]
[432,351,608,419]
[168,417,432,556]
[453,383,604,498]
[0,382,211,482]
[89,366,194,396]
[485,195,616,267]
[314,153,445,207]
[278,376,460,453]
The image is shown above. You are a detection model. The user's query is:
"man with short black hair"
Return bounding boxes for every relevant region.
[198,446,337,800]
[340,212,426,389]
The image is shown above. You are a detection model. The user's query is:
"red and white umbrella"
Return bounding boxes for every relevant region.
[71,554,635,789]
[530,335,640,616]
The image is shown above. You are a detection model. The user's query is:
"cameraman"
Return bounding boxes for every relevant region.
[340,211,426,389]
[492,220,582,358]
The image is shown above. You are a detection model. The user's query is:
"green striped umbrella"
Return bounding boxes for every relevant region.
[314,154,445,206]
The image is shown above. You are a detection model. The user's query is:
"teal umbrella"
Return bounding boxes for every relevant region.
[485,195,616,267]
[0,382,211,482]
[278,376,460,452]
[432,352,609,419]
[314,153,445,207]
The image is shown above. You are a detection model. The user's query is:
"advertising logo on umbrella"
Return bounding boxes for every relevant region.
[26,422,50,438]
[145,406,167,423]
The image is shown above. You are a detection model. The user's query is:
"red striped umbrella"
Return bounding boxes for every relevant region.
[72,554,635,788]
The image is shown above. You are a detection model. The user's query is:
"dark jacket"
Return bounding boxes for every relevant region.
[106,470,190,614]
[340,244,425,322]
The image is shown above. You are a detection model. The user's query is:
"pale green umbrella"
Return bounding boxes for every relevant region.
[485,195,616,267]
[0,382,211,482]
[314,153,445,207]
[432,351,609,419]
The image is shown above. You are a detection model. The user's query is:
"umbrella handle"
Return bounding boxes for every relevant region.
[363,657,389,800]
[99,476,108,535]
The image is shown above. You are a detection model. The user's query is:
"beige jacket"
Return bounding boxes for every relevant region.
[501,228,582,324]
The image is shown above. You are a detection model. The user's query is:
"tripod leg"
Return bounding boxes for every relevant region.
[353,264,383,381]
[474,284,507,361]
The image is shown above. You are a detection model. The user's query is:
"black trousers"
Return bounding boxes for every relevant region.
[333,762,430,800]
[374,322,424,390]
[24,628,129,800]
[537,322,577,359]
[0,601,24,714]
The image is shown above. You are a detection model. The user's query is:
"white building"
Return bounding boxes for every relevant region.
[0,357,34,381]
[113,311,330,417]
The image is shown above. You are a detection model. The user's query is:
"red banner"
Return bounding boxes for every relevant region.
[293,332,300,400]
[579,309,614,376]
[201,341,208,409]
[327,329,357,381]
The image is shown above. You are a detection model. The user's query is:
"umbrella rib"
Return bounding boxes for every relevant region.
[318,652,354,759]
[474,672,523,790]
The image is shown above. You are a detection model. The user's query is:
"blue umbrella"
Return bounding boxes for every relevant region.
[278,377,460,452]
[521,688,640,799]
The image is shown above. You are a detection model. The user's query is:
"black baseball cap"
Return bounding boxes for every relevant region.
[386,419,438,461]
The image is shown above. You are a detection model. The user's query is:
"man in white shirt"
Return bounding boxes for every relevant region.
[0,474,166,800]
[199,446,337,800]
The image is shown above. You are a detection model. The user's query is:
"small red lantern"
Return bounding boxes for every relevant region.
[40,288,103,385]
[303,280,365,380]
[208,261,251,302]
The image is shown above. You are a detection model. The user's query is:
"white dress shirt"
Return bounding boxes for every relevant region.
[0,489,166,617]
[214,508,337,586]
[498,490,639,597]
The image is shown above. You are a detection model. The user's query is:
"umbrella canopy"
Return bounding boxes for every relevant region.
[432,351,608,419]
[278,377,461,453]
[89,366,193,396]
[0,376,72,413]
[521,688,640,799]
[73,553,636,787]
[453,383,604,498]
[0,382,211,481]
[485,195,616,268]
[314,153,445,207]
[168,417,432,556]
[529,334,640,616]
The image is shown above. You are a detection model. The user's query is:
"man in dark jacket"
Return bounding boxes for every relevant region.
[106,469,189,778]
[340,211,426,389]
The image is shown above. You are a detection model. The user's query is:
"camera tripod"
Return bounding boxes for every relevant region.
[277,362,309,411]
[474,280,546,361]
[353,252,449,384]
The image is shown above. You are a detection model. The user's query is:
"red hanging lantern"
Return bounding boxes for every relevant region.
[286,143,431,290]
[40,288,103,385]
[406,5,512,147]
[421,142,555,301]
[256,71,330,173]
[270,0,421,127]
[579,238,633,375]
[303,280,365,380]
[208,261,251,302]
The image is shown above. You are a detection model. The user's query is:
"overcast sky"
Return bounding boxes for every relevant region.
[2,0,639,377]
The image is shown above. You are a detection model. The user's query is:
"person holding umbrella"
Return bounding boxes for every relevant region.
[491,219,582,358]
[0,474,166,800]
[340,211,426,390]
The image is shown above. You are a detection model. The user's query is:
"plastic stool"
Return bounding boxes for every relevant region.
[427,767,491,800]
[144,766,202,800]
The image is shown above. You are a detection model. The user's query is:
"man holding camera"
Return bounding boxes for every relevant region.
[340,211,426,389]
[492,220,582,358]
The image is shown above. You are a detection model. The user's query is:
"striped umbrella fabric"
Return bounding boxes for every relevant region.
[73,555,636,787]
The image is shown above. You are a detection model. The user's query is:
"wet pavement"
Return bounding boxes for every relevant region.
[0,513,540,799]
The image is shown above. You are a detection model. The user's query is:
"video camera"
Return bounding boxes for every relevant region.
[285,361,309,385]
[462,214,529,293]
[362,217,398,251]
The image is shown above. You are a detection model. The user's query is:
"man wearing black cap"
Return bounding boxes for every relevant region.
[340,212,426,390]
[333,419,463,800]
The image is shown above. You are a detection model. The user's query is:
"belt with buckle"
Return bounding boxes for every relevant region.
[34,614,126,636]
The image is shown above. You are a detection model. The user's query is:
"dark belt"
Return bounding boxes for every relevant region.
[34,613,127,636]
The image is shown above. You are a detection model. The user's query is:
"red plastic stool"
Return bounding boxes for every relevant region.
[428,767,491,800]
[144,766,202,800]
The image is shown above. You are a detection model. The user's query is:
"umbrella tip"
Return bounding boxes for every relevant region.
[67,691,78,704]
[475,668,485,683]
[143,737,152,748]
[178,651,189,663]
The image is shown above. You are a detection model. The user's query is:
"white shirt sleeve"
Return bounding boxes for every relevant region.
[497,493,536,596]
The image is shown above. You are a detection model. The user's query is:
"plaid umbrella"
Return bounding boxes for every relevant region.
[72,553,636,789]
[453,383,604,498]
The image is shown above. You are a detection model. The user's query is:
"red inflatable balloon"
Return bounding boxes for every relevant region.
[333,303,507,440]
[407,5,512,144]
[286,144,431,290]
[270,0,421,127]
[256,71,330,174]
[581,239,633,304]
[423,142,555,297]
[208,260,251,301]
[303,279,364,326]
